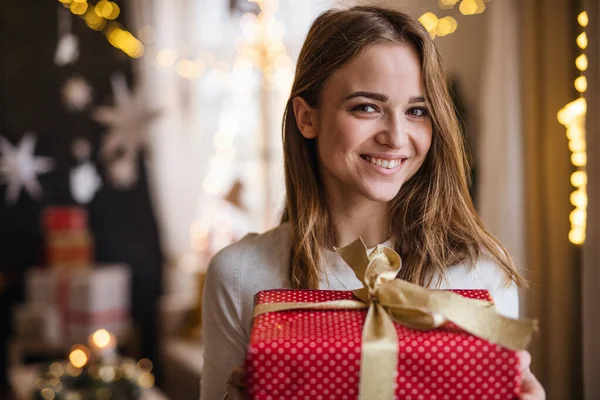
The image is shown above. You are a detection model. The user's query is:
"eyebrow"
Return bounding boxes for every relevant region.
[344,91,426,104]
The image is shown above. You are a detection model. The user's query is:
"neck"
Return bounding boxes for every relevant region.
[328,197,390,249]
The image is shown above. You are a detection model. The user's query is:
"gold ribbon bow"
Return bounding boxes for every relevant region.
[253,238,539,400]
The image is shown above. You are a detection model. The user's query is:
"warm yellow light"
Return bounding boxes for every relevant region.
[474,0,486,13]
[577,32,588,49]
[572,152,587,166]
[65,363,82,377]
[69,349,88,368]
[128,42,144,58]
[446,16,458,34]
[106,2,120,20]
[156,49,177,67]
[569,228,585,244]
[108,29,124,48]
[575,76,588,93]
[459,0,478,15]
[176,59,204,79]
[571,171,587,187]
[40,388,55,400]
[99,365,116,382]
[92,329,111,348]
[137,358,154,373]
[95,1,113,18]
[570,190,588,207]
[73,0,87,3]
[59,0,73,4]
[35,378,48,389]
[439,0,460,8]
[566,126,583,141]
[138,372,155,388]
[436,17,453,36]
[48,363,65,377]
[419,12,439,32]
[70,2,88,15]
[569,138,586,152]
[576,54,588,71]
[578,11,588,27]
[84,10,105,30]
[570,209,586,225]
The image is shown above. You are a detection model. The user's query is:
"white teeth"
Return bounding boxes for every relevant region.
[363,156,402,169]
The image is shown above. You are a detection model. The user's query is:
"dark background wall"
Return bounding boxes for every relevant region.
[0,0,163,387]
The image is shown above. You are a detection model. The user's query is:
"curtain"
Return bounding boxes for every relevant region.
[519,0,582,398]
[478,0,525,268]
[582,0,600,398]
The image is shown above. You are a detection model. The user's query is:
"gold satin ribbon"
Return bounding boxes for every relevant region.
[253,238,539,400]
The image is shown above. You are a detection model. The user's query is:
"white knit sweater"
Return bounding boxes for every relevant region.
[200,223,519,400]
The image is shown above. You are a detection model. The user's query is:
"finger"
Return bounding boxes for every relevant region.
[225,387,246,400]
[228,366,247,388]
[517,350,532,374]
[520,372,546,400]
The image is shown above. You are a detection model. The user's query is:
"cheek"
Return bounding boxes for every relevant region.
[318,116,362,159]
[415,126,433,157]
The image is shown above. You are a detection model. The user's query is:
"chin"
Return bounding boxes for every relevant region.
[360,186,401,203]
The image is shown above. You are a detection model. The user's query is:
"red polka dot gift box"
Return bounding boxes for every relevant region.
[245,239,538,400]
[248,289,521,400]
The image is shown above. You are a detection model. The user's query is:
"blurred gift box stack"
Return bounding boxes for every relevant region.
[12,206,131,348]
[43,206,94,270]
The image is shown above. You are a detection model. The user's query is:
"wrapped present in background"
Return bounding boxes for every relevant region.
[42,206,94,269]
[12,304,60,344]
[25,265,130,345]
[246,239,537,400]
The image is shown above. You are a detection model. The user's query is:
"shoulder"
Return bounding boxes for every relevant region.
[206,222,292,286]
[471,251,512,289]
[441,250,520,318]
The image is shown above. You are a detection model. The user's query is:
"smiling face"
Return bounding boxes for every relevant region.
[294,42,433,205]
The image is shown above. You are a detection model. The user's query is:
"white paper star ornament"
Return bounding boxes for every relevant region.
[62,76,93,111]
[93,74,160,164]
[0,133,54,205]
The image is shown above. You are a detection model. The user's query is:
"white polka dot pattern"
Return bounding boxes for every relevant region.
[246,289,521,400]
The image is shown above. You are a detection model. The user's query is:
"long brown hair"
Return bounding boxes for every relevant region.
[281,6,526,290]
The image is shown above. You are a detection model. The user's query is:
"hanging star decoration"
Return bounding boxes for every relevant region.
[62,76,93,111]
[92,74,159,188]
[0,133,54,205]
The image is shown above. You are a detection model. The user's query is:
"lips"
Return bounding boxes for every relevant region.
[360,154,406,170]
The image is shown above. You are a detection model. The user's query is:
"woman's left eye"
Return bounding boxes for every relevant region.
[352,104,378,113]
[407,107,428,118]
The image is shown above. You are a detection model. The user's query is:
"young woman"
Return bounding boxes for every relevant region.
[201,6,544,400]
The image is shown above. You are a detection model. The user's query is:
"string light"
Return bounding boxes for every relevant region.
[459,0,486,15]
[577,32,588,49]
[422,0,494,39]
[57,0,143,58]
[575,75,587,93]
[69,348,89,368]
[558,9,587,245]
[438,0,460,9]
[576,54,588,71]
[578,11,588,27]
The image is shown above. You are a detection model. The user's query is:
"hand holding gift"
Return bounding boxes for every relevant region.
[246,238,539,399]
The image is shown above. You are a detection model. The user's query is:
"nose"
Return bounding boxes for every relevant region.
[375,113,409,149]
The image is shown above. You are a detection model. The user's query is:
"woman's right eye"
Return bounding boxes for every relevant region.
[351,104,379,114]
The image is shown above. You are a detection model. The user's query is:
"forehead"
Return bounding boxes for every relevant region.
[324,42,423,99]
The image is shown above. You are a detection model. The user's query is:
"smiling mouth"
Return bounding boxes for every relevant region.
[360,155,406,170]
